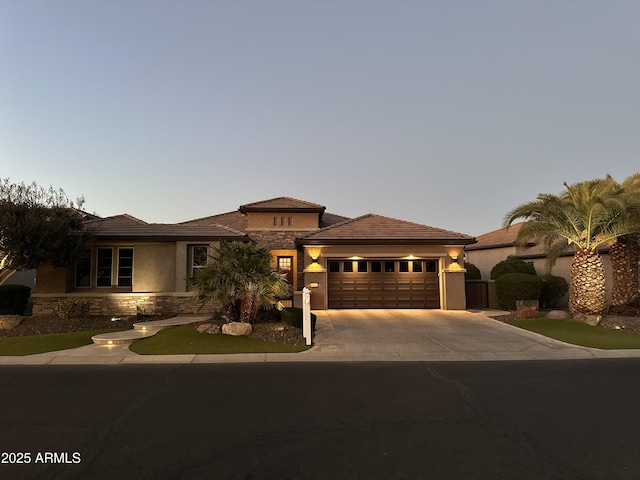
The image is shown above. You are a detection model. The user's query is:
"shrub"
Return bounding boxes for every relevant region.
[539,274,569,308]
[0,285,31,315]
[490,259,537,280]
[495,273,544,310]
[281,307,317,331]
[464,262,481,280]
[55,298,92,319]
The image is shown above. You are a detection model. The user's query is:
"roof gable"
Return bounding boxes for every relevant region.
[239,197,326,214]
[299,214,475,245]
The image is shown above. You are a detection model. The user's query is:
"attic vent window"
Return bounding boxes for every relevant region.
[276,216,292,227]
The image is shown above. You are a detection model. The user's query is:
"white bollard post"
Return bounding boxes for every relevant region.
[302,286,312,346]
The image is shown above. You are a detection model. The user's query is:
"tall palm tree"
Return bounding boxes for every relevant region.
[603,174,640,308]
[504,179,636,315]
[191,241,291,323]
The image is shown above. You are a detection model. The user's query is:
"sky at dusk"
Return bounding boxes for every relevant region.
[2,0,639,236]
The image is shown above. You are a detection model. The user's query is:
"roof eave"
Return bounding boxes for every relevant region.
[94,234,250,242]
[297,238,476,246]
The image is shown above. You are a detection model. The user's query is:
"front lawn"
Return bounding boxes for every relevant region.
[129,327,309,355]
[512,318,640,349]
[0,328,128,356]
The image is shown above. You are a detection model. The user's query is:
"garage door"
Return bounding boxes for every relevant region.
[327,259,440,309]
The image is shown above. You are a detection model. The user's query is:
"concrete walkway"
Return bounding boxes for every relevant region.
[1,309,640,365]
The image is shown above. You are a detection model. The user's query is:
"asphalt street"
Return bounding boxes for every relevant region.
[1,360,640,480]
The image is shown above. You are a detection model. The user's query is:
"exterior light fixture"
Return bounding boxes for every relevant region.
[451,255,459,264]
[311,257,319,264]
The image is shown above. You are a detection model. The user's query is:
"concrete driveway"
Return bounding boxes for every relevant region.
[310,309,640,361]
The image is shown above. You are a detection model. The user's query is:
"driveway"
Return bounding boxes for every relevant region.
[309,309,640,361]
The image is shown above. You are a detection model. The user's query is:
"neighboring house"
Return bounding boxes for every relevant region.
[464,223,531,280]
[465,224,613,306]
[32,197,476,315]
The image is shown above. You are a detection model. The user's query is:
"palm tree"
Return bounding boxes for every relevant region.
[504,179,636,315]
[191,241,291,323]
[603,174,640,308]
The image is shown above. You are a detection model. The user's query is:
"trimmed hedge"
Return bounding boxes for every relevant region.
[495,273,543,310]
[0,285,31,315]
[464,262,481,280]
[490,259,537,280]
[540,274,569,308]
[281,307,316,331]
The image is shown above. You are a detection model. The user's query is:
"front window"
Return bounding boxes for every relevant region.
[117,248,134,287]
[75,249,92,288]
[97,248,113,287]
[190,245,209,277]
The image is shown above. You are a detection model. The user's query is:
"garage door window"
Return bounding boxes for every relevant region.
[399,261,409,273]
[384,261,395,273]
[357,261,368,273]
[343,261,354,273]
[413,261,423,272]
[329,261,340,273]
[426,261,437,272]
[371,261,382,273]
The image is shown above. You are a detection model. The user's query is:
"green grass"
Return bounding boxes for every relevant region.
[0,328,128,356]
[129,327,309,355]
[512,318,640,349]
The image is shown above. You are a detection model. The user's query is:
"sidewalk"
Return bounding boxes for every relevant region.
[2,310,640,365]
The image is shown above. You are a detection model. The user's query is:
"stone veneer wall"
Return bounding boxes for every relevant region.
[32,293,219,317]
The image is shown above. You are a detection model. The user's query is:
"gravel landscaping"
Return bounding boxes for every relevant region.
[0,314,307,347]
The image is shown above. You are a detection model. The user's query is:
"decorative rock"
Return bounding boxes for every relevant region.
[573,313,603,326]
[197,323,221,334]
[0,315,23,330]
[222,322,252,336]
[546,310,571,320]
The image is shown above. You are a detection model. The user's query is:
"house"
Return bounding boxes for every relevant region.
[464,223,531,280]
[465,224,613,306]
[32,197,476,315]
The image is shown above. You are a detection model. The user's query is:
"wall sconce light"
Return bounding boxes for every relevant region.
[311,257,319,264]
[451,255,459,264]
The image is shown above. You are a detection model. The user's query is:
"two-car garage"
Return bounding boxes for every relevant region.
[326,259,440,309]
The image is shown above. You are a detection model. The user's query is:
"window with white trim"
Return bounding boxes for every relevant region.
[190,245,209,277]
[97,248,113,287]
[117,248,134,287]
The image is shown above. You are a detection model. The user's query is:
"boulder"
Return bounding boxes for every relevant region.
[546,310,571,320]
[222,322,252,336]
[197,323,221,334]
[573,313,602,326]
[0,315,23,330]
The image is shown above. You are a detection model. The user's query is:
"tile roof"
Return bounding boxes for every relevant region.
[299,214,475,245]
[179,211,248,231]
[85,215,246,240]
[239,197,326,214]
[465,223,530,251]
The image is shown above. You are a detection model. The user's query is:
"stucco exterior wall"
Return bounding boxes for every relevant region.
[246,212,319,231]
[465,246,517,280]
[134,243,177,292]
[34,265,70,294]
